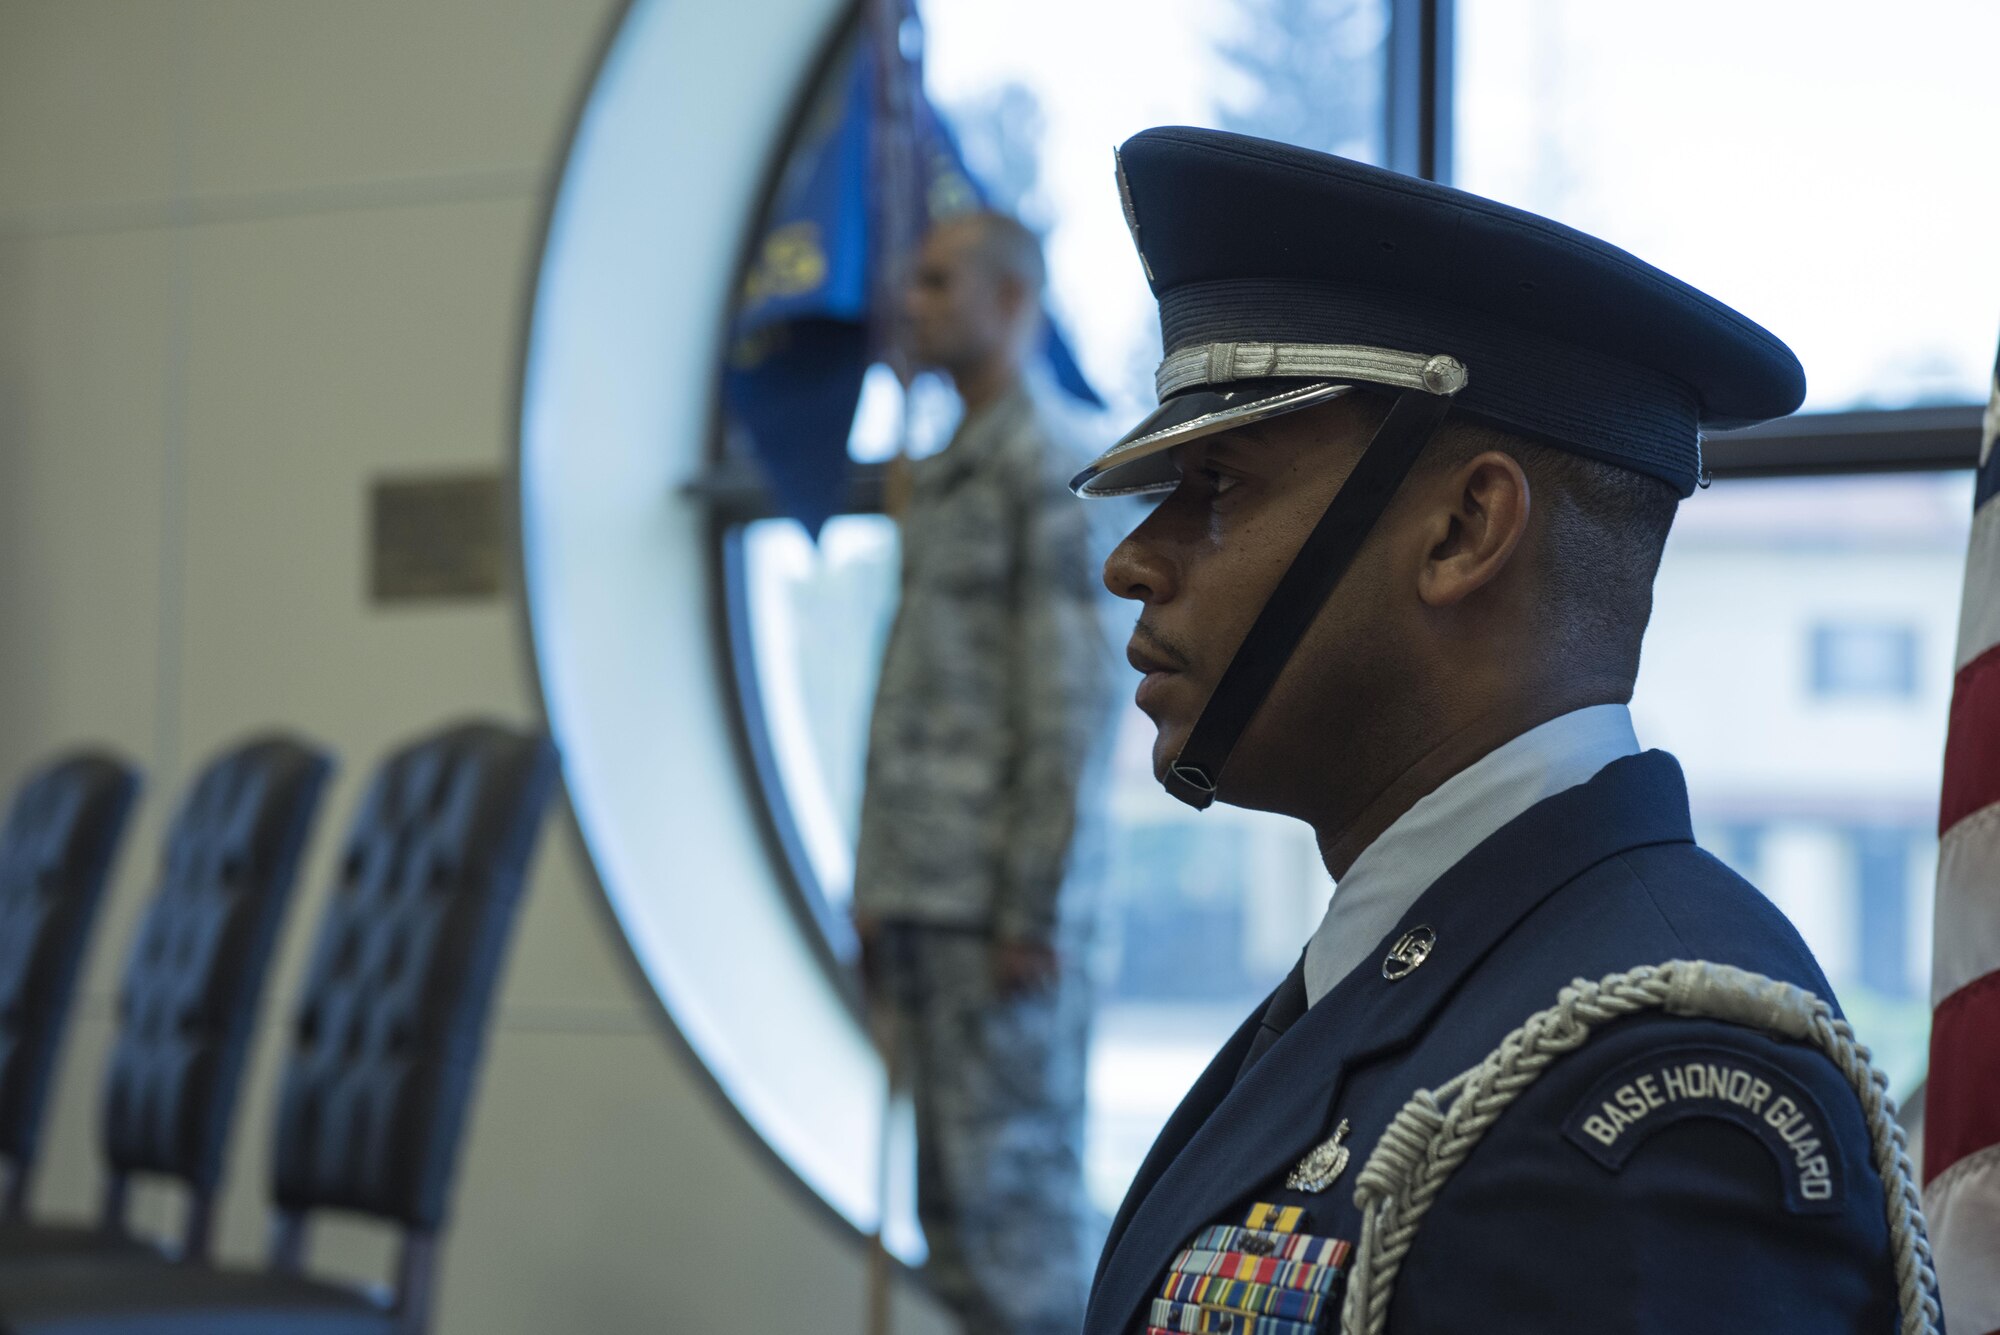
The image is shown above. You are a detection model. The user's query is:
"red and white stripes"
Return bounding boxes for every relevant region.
[1924,357,2000,1335]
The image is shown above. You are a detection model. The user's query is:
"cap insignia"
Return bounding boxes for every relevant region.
[1113,147,1154,283]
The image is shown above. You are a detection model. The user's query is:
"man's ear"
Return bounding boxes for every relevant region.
[1415,451,1531,609]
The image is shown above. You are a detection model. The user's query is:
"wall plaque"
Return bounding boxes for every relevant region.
[369,472,508,602]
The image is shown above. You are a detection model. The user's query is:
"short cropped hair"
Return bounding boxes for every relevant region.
[1418,415,1681,682]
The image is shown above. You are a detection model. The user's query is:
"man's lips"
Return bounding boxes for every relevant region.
[1127,639,1186,712]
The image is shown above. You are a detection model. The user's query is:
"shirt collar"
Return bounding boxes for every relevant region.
[1301,702,1641,1006]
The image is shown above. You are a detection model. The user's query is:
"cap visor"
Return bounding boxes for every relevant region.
[1070,381,1353,497]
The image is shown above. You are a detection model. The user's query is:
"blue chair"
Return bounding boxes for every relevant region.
[0,735,331,1266]
[0,752,140,1221]
[0,722,558,1335]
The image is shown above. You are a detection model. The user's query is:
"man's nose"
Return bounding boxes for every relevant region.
[1104,525,1176,605]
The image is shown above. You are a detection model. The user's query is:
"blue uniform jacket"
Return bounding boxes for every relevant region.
[1087,751,1903,1334]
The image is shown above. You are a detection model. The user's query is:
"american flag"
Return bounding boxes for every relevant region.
[1926,341,2000,1333]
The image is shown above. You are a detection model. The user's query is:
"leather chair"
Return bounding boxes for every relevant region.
[0,722,558,1335]
[0,736,331,1266]
[0,753,141,1220]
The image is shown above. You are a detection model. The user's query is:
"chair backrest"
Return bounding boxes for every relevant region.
[0,751,140,1215]
[99,735,331,1254]
[270,722,557,1234]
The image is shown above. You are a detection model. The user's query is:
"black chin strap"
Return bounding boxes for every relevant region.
[1164,387,1458,810]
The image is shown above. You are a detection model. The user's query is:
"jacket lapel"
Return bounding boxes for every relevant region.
[1085,751,1695,1335]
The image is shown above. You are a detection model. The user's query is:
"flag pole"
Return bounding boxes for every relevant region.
[864,0,917,386]
[866,0,920,527]
[862,12,919,1332]
[865,1000,901,1335]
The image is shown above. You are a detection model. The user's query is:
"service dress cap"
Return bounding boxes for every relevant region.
[1073,126,1807,500]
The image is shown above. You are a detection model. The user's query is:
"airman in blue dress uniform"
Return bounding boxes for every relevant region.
[1070,127,1934,1334]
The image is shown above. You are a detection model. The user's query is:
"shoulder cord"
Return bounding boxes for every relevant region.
[1338,959,1939,1335]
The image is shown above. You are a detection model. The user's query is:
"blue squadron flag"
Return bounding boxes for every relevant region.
[721,6,1100,537]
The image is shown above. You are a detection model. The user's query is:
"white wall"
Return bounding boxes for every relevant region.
[0,4,950,1332]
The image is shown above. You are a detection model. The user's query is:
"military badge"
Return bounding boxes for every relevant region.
[1380,926,1435,980]
[1284,1119,1351,1193]
[1149,1202,1354,1335]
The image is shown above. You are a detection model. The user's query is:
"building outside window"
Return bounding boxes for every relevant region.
[1811,622,1922,699]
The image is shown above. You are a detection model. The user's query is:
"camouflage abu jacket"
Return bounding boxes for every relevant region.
[853,382,1118,943]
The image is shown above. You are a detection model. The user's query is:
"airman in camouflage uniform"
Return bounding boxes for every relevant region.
[854,211,1118,1335]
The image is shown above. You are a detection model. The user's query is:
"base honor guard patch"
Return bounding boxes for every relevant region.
[1560,1043,1843,1214]
[1146,1203,1354,1335]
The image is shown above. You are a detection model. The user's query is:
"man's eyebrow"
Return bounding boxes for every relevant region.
[1169,423,1272,474]
[1206,424,1273,461]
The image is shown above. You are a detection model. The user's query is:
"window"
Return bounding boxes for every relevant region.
[1455,0,2000,414]
[735,516,901,911]
[721,0,1987,1217]
[921,0,1392,428]
[1651,474,1965,1094]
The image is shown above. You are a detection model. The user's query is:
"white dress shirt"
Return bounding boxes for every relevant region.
[1301,703,1642,1007]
